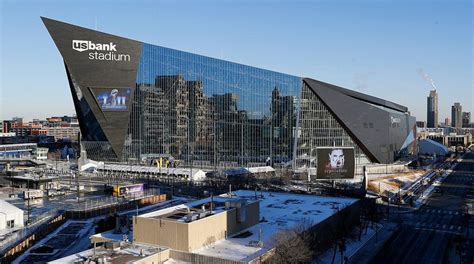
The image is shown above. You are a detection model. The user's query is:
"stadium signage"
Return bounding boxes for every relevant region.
[72,40,130,61]
[390,116,401,125]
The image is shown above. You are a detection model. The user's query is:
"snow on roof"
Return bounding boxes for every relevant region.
[90,229,131,242]
[0,200,23,215]
[140,190,356,261]
[224,167,250,175]
[98,164,207,178]
[246,166,275,174]
[193,190,357,261]
[163,259,192,264]
[48,244,165,264]
[139,194,257,220]
[224,166,276,175]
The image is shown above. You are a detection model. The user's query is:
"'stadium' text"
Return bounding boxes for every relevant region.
[88,51,131,61]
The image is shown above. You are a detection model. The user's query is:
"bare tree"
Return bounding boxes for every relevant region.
[357,198,380,241]
[327,206,357,264]
[268,219,314,264]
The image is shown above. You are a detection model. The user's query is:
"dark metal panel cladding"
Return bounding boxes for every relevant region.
[306,79,408,113]
[41,17,143,159]
[303,78,412,164]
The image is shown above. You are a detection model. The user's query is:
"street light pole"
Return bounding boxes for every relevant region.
[398,186,401,210]
[27,178,30,225]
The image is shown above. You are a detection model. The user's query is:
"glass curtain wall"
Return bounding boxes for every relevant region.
[296,82,370,168]
[123,44,302,169]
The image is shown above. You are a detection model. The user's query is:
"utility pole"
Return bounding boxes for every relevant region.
[241,122,244,166]
[76,171,80,204]
[27,178,30,225]
[213,121,217,172]
[398,186,401,210]
[387,195,390,220]
[308,140,314,182]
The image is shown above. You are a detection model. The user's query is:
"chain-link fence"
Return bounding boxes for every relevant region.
[68,188,161,212]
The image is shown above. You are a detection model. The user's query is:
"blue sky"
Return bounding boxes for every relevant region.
[0,0,472,122]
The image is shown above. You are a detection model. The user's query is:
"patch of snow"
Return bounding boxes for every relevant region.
[193,190,357,261]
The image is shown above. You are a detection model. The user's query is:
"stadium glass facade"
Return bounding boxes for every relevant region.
[43,17,416,170]
[126,43,302,169]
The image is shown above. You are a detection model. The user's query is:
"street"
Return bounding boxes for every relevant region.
[372,152,474,263]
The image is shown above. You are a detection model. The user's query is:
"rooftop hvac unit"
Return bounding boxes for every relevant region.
[236,201,247,223]
[185,213,199,222]
[104,241,121,250]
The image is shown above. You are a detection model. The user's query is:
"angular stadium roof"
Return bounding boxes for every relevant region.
[303,78,414,163]
[41,17,415,164]
[305,79,408,113]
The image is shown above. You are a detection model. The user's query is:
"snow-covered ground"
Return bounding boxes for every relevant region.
[193,190,357,262]
[13,219,95,264]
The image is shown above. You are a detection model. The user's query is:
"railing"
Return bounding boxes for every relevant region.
[0,209,60,254]
[170,250,246,264]
[68,188,161,212]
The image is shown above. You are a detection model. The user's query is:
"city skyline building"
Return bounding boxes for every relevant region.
[451,102,462,128]
[42,17,416,168]
[462,112,471,128]
[444,118,451,127]
[427,90,438,128]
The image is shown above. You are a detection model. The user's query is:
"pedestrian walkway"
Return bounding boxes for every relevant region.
[348,222,398,264]
[414,170,450,209]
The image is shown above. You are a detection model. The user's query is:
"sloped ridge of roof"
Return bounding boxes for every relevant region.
[303,78,409,163]
[0,200,23,215]
[303,78,408,113]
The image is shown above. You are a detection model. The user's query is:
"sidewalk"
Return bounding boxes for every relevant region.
[414,157,461,209]
[312,222,397,264]
[348,222,398,264]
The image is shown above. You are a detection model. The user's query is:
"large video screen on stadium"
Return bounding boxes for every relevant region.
[91,87,132,112]
[316,147,355,180]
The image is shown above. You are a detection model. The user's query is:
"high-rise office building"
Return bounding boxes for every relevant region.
[427,90,438,128]
[462,112,471,128]
[42,17,416,167]
[444,118,451,127]
[451,103,462,128]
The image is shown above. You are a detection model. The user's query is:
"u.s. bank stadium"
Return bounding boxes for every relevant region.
[42,17,416,178]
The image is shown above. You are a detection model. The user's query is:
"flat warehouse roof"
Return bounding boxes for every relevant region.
[193,190,357,261]
[140,190,357,261]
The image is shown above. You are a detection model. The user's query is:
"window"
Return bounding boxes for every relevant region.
[7,220,14,228]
